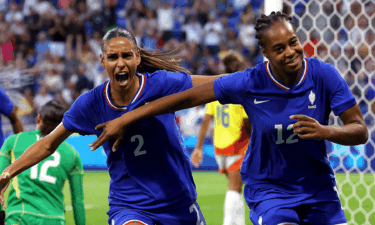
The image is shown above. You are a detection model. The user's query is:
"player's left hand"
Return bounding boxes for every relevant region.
[0,173,11,210]
[89,117,126,152]
[290,114,328,140]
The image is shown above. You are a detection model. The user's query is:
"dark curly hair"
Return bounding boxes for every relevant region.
[255,11,294,48]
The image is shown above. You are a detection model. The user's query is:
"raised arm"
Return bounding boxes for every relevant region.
[90,81,218,151]
[191,74,226,87]
[0,124,73,208]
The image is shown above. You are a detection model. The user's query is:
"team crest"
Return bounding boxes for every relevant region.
[308,90,316,109]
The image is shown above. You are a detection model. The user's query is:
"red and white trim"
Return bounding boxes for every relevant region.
[122,220,148,225]
[104,74,146,111]
[265,59,308,91]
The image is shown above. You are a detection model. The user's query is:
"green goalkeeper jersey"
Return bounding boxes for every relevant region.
[0,130,85,224]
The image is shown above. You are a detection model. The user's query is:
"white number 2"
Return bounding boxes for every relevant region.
[131,135,147,156]
[275,124,298,144]
[30,151,61,184]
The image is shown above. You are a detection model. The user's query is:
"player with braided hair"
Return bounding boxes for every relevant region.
[86,11,368,224]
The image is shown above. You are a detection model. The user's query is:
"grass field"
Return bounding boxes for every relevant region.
[59,171,375,225]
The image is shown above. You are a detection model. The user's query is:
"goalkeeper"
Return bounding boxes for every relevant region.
[0,100,85,225]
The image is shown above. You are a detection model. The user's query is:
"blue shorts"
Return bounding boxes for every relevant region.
[247,183,347,225]
[109,202,206,225]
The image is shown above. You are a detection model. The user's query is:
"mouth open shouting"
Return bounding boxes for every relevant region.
[115,71,130,87]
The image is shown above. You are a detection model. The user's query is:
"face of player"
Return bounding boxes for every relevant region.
[261,21,304,78]
[100,37,141,92]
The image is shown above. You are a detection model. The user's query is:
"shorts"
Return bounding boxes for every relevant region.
[215,145,246,174]
[109,202,206,225]
[6,213,65,225]
[247,183,347,225]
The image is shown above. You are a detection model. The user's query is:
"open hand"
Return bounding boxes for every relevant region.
[191,148,203,168]
[0,173,11,209]
[290,115,327,140]
[89,117,127,152]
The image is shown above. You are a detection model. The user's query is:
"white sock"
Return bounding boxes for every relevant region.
[223,190,245,225]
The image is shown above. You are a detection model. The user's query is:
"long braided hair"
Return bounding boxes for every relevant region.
[102,28,191,74]
[255,11,294,48]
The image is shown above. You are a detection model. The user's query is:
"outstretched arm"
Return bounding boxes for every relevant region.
[0,124,72,209]
[7,107,23,134]
[90,81,218,151]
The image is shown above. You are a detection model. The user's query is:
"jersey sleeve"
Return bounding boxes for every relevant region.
[0,87,14,116]
[205,102,215,116]
[321,62,357,115]
[213,69,250,105]
[159,70,193,96]
[239,105,248,119]
[0,136,14,211]
[68,148,85,225]
[63,92,96,135]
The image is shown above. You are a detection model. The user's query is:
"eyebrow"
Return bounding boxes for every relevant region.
[106,52,133,56]
[271,36,298,49]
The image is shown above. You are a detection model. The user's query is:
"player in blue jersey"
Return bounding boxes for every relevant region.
[0,27,225,225]
[88,12,368,225]
[0,87,24,148]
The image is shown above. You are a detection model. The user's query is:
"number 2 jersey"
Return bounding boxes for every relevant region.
[213,58,356,208]
[0,130,84,223]
[63,71,197,214]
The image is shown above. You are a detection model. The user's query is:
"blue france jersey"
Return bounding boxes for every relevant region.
[0,87,14,147]
[214,58,356,205]
[63,71,197,212]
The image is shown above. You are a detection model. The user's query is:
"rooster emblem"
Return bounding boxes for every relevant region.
[309,90,316,106]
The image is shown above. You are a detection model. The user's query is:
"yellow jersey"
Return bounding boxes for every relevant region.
[205,101,250,155]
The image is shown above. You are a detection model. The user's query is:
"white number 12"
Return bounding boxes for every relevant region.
[30,151,61,184]
[275,124,298,144]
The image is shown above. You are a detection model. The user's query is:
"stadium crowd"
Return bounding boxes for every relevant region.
[0,0,373,135]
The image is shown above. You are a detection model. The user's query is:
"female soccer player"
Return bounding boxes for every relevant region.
[191,51,250,225]
[88,12,368,225]
[0,100,85,225]
[0,27,222,225]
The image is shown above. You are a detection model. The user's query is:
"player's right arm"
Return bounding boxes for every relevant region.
[0,124,72,208]
[191,112,214,168]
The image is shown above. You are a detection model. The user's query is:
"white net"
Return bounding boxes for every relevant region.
[283,0,375,224]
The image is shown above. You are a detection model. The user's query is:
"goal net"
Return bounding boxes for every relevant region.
[281,0,375,224]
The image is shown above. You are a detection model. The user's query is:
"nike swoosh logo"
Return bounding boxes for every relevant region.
[254,99,270,104]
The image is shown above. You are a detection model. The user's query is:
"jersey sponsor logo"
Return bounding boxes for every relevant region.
[308,90,316,109]
[254,99,270,104]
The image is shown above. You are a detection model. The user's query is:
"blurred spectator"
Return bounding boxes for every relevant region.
[5,2,21,23]
[48,15,66,57]
[203,13,223,55]
[157,1,175,42]
[35,32,50,62]
[43,65,64,93]
[24,6,40,47]
[88,31,102,58]
[182,15,202,44]
[33,85,53,111]
[238,14,256,51]
[102,0,117,29]
[71,63,93,94]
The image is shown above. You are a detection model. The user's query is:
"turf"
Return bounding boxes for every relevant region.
[4,171,374,224]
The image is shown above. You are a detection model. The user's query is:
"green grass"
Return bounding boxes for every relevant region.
[4,171,374,224]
